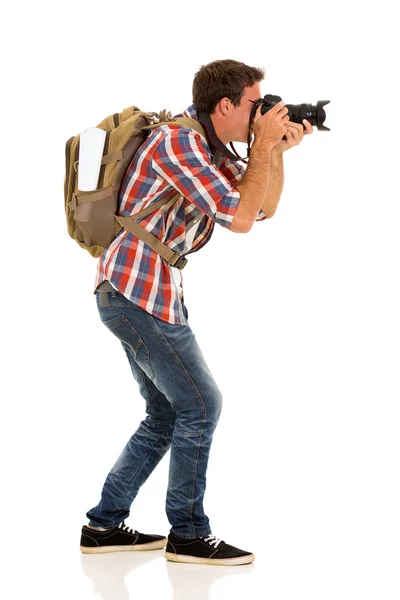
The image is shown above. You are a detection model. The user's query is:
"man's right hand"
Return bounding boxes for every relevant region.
[251,100,290,148]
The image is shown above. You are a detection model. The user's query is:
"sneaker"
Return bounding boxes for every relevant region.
[165,532,255,566]
[80,521,168,554]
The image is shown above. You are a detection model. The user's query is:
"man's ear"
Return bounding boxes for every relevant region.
[215,98,230,117]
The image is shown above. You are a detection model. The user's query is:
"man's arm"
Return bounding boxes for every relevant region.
[260,148,284,218]
[230,145,284,231]
[231,100,290,232]
[232,140,275,232]
[261,119,314,217]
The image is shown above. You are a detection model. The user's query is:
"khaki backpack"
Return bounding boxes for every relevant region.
[64,106,207,268]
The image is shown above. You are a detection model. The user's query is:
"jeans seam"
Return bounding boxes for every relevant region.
[150,317,207,420]
[121,338,155,381]
[188,422,206,537]
[140,366,155,420]
[117,436,164,510]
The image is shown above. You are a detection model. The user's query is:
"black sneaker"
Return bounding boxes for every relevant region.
[165,532,255,566]
[80,521,168,554]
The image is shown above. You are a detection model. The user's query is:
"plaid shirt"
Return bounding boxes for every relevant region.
[94,104,267,324]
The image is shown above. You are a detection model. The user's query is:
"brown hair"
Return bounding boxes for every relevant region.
[192,59,265,114]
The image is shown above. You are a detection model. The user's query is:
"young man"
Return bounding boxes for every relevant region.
[80,59,313,565]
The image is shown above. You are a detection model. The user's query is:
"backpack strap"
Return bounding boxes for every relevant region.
[115,116,210,270]
[141,114,207,140]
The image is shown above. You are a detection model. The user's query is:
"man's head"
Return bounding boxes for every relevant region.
[192,59,265,144]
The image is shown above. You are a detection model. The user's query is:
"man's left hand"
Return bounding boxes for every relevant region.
[273,119,313,154]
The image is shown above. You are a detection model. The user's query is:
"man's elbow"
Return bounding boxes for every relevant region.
[230,214,251,233]
[230,210,275,233]
[244,212,275,231]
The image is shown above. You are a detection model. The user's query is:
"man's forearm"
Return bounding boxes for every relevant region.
[261,149,284,218]
[233,141,275,232]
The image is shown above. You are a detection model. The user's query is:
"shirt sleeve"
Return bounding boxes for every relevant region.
[219,156,268,222]
[151,126,240,229]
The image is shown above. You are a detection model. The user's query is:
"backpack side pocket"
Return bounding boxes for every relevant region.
[68,186,117,249]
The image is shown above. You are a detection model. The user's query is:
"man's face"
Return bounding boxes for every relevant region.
[228,82,261,143]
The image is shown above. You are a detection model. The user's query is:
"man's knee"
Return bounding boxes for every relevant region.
[185,388,223,432]
[211,388,223,423]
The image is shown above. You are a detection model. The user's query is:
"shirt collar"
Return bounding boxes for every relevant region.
[174,104,199,120]
[176,105,224,164]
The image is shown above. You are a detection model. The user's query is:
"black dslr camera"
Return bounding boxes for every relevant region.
[240,94,330,157]
[250,94,330,131]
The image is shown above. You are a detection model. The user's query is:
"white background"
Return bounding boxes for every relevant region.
[2,1,399,599]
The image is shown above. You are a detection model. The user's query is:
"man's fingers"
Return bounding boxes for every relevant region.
[287,121,303,130]
[285,124,302,137]
[253,104,262,124]
[286,120,313,133]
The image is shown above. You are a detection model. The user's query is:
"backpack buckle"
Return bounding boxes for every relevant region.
[171,255,188,270]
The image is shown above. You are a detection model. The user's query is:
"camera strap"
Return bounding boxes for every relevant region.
[197,111,248,165]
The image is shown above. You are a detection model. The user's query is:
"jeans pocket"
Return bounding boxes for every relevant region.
[100,313,155,380]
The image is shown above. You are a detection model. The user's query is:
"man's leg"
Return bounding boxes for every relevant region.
[148,314,223,539]
[86,358,175,529]
[86,288,222,538]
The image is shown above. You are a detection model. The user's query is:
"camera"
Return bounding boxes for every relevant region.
[252,94,330,131]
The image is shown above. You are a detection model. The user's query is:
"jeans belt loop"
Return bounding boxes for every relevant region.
[97,280,115,306]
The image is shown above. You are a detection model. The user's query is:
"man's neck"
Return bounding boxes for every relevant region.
[209,113,231,145]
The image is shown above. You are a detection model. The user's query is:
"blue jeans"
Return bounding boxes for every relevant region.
[86,285,223,539]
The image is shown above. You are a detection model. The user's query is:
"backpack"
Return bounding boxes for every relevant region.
[64,106,207,268]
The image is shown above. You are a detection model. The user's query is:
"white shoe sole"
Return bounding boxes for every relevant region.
[165,551,255,566]
[80,538,168,554]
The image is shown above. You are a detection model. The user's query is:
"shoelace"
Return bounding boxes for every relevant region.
[201,534,222,548]
[118,521,137,535]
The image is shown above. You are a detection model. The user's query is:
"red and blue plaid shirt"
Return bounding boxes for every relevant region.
[94,104,267,324]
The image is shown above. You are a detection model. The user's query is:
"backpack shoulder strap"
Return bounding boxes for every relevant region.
[114,115,209,269]
[141,113,206,141]
[169,117,206,140]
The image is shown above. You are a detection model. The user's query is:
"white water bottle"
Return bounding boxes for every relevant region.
[78,127,107,191]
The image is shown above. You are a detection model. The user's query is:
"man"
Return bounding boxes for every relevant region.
[80,59,313,565]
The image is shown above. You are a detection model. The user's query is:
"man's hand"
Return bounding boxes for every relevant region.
[273,119,313,154]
